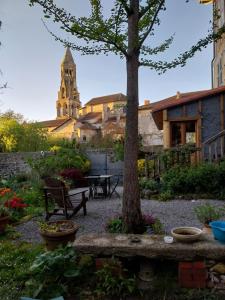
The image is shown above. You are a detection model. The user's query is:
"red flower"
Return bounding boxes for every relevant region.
[4,196,28,209]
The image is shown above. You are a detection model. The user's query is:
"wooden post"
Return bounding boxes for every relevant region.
[209,144,212,162]
[163,110,170,148]
[220,94,224,158]
[214,141,218,161]
[197,101,202,162]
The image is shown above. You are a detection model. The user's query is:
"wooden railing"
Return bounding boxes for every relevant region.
[202,130,225,162]
[145,145,201,178]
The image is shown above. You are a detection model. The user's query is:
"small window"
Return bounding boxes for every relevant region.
[82,135,87,141]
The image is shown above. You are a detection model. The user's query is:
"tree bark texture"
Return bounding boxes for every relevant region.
[122,0,142,233]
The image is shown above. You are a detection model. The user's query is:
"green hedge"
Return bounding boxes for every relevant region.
[162,162,225,197]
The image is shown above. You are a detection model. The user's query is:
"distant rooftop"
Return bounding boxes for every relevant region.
[85,93,127,106]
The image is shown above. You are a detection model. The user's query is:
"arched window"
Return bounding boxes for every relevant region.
[82,135,87,141]
[63,103,67,116]
[71,105,74,116]
[62,87,65,98]
[57,104,61,117]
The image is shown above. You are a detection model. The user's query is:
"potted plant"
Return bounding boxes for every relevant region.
[0,206,10,234]
[194,204,224,234]
[39,220,80,251]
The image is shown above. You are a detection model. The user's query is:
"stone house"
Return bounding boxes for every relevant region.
[152,86,225,161]
[138,100,163,151]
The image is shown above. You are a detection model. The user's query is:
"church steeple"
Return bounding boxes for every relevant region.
[56,47,81,119]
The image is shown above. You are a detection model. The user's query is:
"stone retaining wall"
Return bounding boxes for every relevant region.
[0,152,47,178]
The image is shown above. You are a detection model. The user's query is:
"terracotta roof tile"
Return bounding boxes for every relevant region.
[77,112,102,122]
[37,118,71,128]
[152,86,225,113]
[79,123,97,130]
[85,93,127,106]
[138,104,154,111]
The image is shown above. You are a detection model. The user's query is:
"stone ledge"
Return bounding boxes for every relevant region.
[73,233,225,261]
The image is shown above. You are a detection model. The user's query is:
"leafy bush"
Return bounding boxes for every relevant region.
[106,214,163,234]
[162,162,225,197]
[26,245,85,299]
[158,191,174,202]
[106,216,126,233]
[95,264,137,298]
[0,242,43,300]
[137,159,154,177]
[113,140,124,161]
[0,115,48,152]
[29,148,90,177]
[139,178,160,192]
[194,204,224,225]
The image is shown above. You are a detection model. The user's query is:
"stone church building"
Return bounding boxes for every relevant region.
[38,47,163,148]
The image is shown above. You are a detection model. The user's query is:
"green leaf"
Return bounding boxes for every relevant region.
[63,269,80,277]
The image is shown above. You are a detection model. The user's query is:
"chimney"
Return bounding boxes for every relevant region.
[176,91,181,99]
[144,99,150,105]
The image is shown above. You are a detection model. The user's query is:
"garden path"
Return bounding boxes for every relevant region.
[16,187,225,244]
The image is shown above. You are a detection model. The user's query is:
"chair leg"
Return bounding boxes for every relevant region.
[83,203,87,216]
[45,213,50,221]
[82,193,87,215]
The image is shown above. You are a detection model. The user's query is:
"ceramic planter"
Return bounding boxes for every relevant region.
[40,220,79,251]
[0,215,10,234]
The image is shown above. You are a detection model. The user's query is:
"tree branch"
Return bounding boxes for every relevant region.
[117,0,131,15]
[138,0,165,49]
[139,26,225,73]
[30,0,128,57]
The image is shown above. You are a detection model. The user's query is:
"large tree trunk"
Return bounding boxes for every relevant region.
[122,0,142,233]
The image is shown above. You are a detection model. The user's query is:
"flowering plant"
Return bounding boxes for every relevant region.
[5,196,28,209]
[0,188,12,197]
[4,196,28,222]
[60,168,87,188]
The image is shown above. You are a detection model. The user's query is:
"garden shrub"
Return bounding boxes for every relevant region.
[162,161,225,197]
[0,242,43,300]
[106,214,164,234]
[29,148,90,177]
[26,245,95,300]
[139,177,160,192]
[137,159,154,177]
[95,264,137,298]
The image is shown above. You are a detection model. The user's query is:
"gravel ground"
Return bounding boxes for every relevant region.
[15,187,225,244]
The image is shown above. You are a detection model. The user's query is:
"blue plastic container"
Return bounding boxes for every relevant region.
[209,221,225,244]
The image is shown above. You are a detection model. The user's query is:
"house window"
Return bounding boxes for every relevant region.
[171,121,196,147]
[82,135,87,141]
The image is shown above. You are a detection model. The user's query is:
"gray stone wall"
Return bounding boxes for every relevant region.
[0,152,46,178]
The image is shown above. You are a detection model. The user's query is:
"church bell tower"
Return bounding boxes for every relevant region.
[56,47,81,119]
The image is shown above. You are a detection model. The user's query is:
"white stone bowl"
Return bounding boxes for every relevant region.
[171,227,203,243]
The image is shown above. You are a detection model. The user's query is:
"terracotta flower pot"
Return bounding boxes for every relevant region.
[40,220,79,251]
[0,216,10,234]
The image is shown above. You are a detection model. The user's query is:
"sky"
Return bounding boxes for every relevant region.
[0,0,213,121]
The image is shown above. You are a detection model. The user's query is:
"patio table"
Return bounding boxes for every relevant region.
[84,175,113,198]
